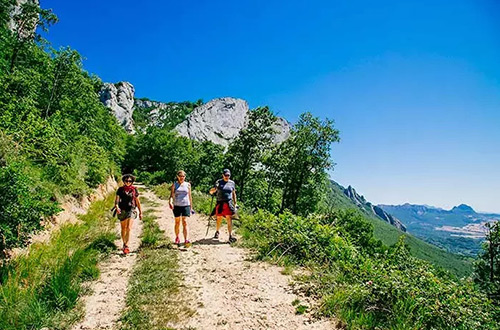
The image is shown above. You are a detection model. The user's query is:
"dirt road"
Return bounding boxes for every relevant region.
[143,190,334,330]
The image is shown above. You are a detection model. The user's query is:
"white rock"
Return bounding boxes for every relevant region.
[175,97,249,147]
[99,82,135,133]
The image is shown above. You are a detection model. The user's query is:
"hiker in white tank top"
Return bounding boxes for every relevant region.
[169,170,193,247]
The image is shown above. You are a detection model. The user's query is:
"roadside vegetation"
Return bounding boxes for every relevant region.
[0,194,117,330]
[0,0,126,254]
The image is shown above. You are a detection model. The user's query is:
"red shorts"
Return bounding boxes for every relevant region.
[215,202,233,216]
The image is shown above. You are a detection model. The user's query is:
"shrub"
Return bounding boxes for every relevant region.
[0,162,60,252]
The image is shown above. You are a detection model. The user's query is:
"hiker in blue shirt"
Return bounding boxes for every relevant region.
[209,169,237,243]
[169,170,193,247]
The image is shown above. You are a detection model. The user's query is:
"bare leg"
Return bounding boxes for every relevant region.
[182,217,188,241]
[174,217,181,238]
[120,219,128,246]
[125,218,133,247]
[216,216,223,232]
[226,215,233,237]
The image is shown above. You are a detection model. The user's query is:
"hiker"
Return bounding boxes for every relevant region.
[169,170,193,247]
[115,174,142,254]
[209,169,237,243]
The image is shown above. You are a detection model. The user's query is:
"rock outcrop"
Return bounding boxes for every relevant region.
[344,185,407,232]
[99,82,136,133]
[175,97,250,147]
[7,0,40,35]
[175,98,291,146]
[273,117,291,144]
[100,82,291,145]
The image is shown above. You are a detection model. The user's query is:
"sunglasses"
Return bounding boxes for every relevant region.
[125,180,133,183]
[224,174,231,177]
[178,175,186,177]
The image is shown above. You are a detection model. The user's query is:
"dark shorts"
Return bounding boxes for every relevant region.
[173,205,191,217]
[118,209,137,221]
[215,201,234,216]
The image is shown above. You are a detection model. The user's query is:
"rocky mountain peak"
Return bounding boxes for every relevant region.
[343,185,407,232]
[175,97,249,146]
[100,82,290,145]
[99,82,136,133]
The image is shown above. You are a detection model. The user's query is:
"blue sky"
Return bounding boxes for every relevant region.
[41,0,500,213]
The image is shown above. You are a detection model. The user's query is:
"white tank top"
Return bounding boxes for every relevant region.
[174,181,190,206]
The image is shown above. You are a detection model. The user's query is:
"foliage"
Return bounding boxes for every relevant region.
[132,99,202,132]
[225,106,277,202]
[474,222,500,302]
[240,210,498,329]
[127,127,224,190]
[0,194,117,330]
[0,161,60,253]
[0,3,127,252]
[273,113,340,215]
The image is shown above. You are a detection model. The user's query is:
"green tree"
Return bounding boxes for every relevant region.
[226,106,277,202]
[474,222,500,302]
[276,112,340,215]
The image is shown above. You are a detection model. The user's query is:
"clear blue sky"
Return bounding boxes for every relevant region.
[41,0,500,213]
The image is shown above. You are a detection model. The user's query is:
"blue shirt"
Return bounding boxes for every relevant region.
[215,179,235,202]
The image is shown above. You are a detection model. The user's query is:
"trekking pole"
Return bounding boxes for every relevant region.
[205,194,215,237]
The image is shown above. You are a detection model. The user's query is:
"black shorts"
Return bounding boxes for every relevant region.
[173,205,191,217]
[118,209,137,221]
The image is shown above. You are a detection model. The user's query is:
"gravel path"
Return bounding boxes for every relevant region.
[143,190,335,330]
[72,186,145,330]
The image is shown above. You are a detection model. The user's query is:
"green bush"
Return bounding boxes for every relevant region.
[240,210,498,329]
[0,162,60,252]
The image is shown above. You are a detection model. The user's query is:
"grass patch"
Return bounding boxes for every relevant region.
[120,197,194,329]
[0,193,118,330]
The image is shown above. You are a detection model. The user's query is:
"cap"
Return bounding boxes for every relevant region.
[223,169,231,175]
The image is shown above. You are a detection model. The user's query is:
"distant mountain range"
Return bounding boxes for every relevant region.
[379,203,500,256]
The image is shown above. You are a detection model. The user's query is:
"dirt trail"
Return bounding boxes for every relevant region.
[72,185,145,330]
[143,190,335,330]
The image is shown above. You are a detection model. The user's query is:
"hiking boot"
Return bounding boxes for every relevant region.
[228,235,237,243]
[184,240,191,248]
[123,246,130,254]
[213,231,219,239]
[175,236,180,246]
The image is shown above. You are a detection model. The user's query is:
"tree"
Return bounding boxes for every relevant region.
[474,221,500,302]
[276,112,340,215]
[5,0,57,73]
[226,106,277,202]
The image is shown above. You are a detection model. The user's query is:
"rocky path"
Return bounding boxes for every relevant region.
[72,186,145,330]
[142,190,335,330]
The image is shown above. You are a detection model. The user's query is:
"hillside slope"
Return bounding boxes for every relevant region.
[326,181,473,277]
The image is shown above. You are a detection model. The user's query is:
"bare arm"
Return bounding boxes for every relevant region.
[169,183,175,208]
[232,190,237,205]
[135,196,142,220]
[189,183,193,211]
[115,194,121,214]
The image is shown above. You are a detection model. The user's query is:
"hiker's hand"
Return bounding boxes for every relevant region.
[139,212,143,220]
[209,187,216,195]
[169,202,174,209]
[116,207,121,214]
